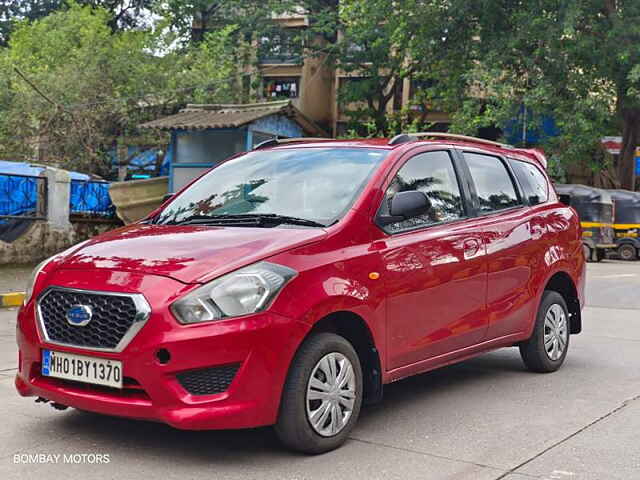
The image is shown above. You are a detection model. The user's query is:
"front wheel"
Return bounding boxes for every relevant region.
[519,291,570,373]
[275,333,363,454]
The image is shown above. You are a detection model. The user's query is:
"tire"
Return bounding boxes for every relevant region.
[519,291,570,373]
[618,244,637,261]
[582,244,592,262]
[595,249,606,262]
[275,332,363,454]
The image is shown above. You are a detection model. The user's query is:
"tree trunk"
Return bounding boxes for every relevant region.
[618,109,640,191]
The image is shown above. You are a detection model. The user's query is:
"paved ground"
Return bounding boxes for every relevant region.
[0,260,639,479]
[0,263,35,294]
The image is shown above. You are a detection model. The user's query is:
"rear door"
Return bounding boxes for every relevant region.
[461,150,539,340]
[379,148,488,369]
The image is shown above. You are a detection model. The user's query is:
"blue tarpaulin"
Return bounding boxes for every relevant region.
[109,147,170,179]
[0,160,112,218]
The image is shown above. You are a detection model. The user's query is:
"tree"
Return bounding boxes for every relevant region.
[0,1,153,46]
[437,1,640,190]
[157,0,285,45]
[296,0,475,135]
[0,3,237,175]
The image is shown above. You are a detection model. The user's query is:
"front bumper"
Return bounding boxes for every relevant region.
[15,269,308,430]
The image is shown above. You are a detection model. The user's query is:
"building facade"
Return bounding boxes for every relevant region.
[210,10,452,137]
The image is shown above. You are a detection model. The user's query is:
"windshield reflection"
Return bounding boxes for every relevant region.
[155,148,388,226]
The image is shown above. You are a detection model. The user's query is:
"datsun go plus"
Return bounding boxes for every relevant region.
[16,133,585,453]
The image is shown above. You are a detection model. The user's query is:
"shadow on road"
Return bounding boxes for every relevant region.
[41,350,527,463]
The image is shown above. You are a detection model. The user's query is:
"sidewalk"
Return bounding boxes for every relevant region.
[0,264,33,307]
[0,264,34,294]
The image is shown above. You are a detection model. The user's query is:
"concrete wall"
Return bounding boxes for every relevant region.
[0,167,120,265]
[0,220,117,265]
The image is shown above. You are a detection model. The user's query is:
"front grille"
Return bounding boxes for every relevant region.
[176,364,240,395]
[38,288,147,350]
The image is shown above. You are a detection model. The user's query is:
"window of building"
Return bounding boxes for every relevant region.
[263,77,300,99]
[379,151,465,232]
[508,159,548,204]
[258,30,303,64]
[464,153,521,213]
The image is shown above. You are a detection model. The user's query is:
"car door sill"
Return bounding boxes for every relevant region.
[384,332,527,384]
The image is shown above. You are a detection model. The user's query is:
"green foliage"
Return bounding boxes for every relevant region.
[0,1,153,46]
[0,2,237,174]
[441,0,640,188]
[3,0,640,188]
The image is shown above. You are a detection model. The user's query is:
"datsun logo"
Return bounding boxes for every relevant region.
[66,305,93,327]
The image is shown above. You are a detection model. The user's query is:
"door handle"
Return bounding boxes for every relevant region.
[463,238,481,259]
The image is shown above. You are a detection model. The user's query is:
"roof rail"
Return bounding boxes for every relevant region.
[388,132,513,149]
[253,137,334,150]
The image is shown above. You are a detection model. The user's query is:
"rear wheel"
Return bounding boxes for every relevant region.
[595,249,606,262]
[582,244,592,262]
[618,244,637,261]
[275,333,363,454]
[519,291,570,373]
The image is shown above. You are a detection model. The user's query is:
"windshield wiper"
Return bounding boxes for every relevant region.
[171,214,327,228]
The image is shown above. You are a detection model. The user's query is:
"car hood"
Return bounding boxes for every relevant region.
[56,223,327,284]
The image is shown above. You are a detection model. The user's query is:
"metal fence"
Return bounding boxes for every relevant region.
[0,173,47,220]
[69,179,116,219]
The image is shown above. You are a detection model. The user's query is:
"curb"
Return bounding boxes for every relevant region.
[0,292,25,308]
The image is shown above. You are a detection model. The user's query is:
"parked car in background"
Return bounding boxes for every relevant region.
[16,133,585,454]
[554,184,616,262]
[609,189,640,261]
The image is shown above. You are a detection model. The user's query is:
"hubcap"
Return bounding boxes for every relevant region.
[543,304,568,361]
[306,352,356,437]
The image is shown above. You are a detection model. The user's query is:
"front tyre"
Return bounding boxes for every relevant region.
[519,291,570,373]
[275,332,363,454]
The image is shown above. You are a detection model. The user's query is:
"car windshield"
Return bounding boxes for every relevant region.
[154,147,388,227]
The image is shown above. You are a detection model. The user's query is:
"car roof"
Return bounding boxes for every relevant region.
[261,136,546,167]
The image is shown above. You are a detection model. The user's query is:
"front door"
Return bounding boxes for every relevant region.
[379,149,488,370]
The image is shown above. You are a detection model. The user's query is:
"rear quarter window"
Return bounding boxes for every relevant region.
[509,159,549,204]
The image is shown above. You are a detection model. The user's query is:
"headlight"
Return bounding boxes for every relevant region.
[24,258,51,305]
[171,261,297,324]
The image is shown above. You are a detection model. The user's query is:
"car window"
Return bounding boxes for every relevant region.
[379,150,465,232]
[464,152,521,213]
[509,159,548,204]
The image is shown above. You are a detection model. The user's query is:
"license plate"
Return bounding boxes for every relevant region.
[42,350,123,389]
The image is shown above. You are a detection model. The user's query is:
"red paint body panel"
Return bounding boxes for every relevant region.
[58,223,327,284]
[15,138,585,430]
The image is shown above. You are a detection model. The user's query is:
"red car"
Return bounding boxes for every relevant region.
[15,133,585,453]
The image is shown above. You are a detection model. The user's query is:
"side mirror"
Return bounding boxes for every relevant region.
[528,195,541,206]
[558,194,571,206]
[162,193,174,203]
[378,191,432,226]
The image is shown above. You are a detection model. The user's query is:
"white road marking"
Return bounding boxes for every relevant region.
[545,470,576,479]
[592,274,638,279]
